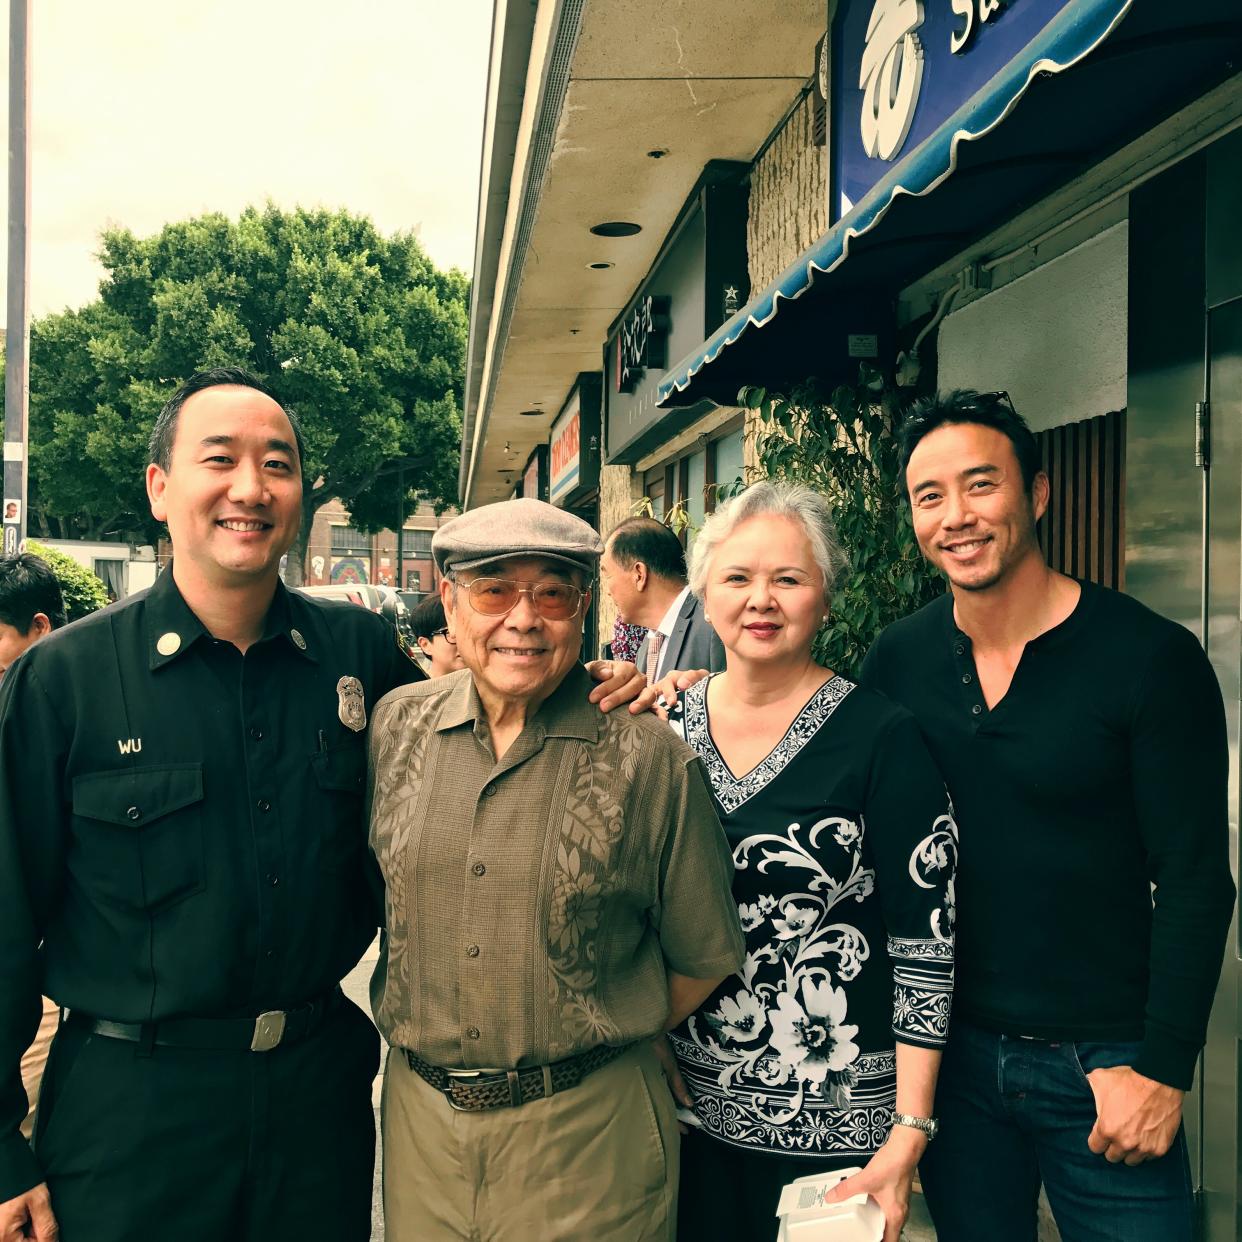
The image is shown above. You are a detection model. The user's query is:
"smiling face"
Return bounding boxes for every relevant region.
[703,514,827,665]
[905,422,1048,593]
[146,385,303,595]
[442,556,589,710]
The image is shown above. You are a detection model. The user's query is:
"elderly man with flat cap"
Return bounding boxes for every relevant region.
[368,499,745,1242]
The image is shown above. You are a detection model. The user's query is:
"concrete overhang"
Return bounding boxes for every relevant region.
[462,0,825,509]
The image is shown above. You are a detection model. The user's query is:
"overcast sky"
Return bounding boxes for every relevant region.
[0,0,491,322]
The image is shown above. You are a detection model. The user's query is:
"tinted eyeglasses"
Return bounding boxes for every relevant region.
[461,577,586,620]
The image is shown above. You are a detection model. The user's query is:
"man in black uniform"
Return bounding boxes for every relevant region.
[0,369,422,1241]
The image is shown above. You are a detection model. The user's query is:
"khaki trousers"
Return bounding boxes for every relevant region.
[382,1041,678,1242]
[20,997,59,1139]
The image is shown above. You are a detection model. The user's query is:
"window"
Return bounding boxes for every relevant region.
[403,529,433,557]
[642,417,746,541]
[405,569,422,592]
[330,525,370,555]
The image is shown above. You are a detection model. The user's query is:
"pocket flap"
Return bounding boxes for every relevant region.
[312,742,366,793]
[72,764,204,827]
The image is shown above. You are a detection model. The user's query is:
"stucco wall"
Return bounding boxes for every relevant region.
[937,221,1129,432]
[747,93,828,290]
[596,463,643,647]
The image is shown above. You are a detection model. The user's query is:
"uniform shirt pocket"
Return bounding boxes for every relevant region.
[70,764,205,911]
[310,739,367,870]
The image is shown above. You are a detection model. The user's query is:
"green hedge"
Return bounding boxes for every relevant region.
[27,540,111,622]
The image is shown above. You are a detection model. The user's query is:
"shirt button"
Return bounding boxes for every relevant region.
[466,1026,480,1040]
[257,798,271,813]
[971,704,983,716]
[267,873,279,887]
[249,727,263,741]
[954,643,965,656]
[471,862,486,877]
[466,944,480,958]
[482,784,497,798]
[961,673,973,685]
[126,806,141,822]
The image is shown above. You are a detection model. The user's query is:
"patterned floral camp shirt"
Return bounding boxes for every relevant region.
[367,664,745,1070]
[668,674,957,1163]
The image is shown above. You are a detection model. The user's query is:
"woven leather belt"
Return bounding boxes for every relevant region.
[66,988,341,1053]
[404,1041,630,1112]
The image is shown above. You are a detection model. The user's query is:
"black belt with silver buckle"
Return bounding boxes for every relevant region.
[404,1042,631,1112]
[66,988,341,1053]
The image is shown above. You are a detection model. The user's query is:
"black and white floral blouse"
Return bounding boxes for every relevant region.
[668,674,957,1163]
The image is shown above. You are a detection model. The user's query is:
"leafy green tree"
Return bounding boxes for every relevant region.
[743,367,943,674]
[22,205,467,582]
[26,540,110,621]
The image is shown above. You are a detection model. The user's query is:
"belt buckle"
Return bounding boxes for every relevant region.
[443,1068,482,1112]
[251,1010,287,1052]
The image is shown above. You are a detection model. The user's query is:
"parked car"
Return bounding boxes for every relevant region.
[299,583,417,659]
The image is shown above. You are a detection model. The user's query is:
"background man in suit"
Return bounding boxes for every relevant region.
[601,517,725,682]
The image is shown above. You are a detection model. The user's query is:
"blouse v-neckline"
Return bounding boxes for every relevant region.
[686,673,855,813]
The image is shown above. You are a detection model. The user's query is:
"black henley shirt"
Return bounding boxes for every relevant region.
[859,580,1235,1090]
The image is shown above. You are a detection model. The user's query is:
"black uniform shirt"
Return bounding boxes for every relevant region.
[859,581,1235,1092]
[0,570,423,1198]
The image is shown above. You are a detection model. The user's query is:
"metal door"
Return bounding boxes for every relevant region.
[1197,292,1242,1242]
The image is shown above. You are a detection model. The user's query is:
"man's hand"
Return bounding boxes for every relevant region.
[1086,1065,1183,1165]
[0,1183,57,1241]
[823,1126,925,1242]
[628,667,710,717]
[584,660,645,713]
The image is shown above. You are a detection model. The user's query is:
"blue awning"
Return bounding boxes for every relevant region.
[657,1,1242,408]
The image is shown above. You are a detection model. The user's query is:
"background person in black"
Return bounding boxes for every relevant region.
[859,390,1235,1241]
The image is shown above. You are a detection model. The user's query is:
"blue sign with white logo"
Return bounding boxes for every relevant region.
[833,0,1094,220]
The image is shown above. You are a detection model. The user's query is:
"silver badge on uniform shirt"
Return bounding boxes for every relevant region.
[336,675,366,732]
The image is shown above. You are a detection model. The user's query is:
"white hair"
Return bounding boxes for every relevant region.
[688,481,847,604]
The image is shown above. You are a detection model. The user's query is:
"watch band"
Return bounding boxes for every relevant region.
[891,1111,939,1140]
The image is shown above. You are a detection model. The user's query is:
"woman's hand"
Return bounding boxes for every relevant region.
[823,1126,926,1242]
[628,667,711,717]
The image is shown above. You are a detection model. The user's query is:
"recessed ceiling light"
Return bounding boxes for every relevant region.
[588,261,614,271]
[519,409,543,417]
[589,221,642,237]
[646,149,669,160]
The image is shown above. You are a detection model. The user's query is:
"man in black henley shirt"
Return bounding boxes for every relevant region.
[861,390,1234,1242]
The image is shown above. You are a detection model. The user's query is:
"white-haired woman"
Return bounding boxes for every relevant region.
[660,481,957,1242]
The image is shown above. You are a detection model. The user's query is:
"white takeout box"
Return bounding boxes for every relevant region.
[774,1166,884,1242]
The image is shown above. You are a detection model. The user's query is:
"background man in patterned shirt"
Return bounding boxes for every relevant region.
[367,499,745,1242]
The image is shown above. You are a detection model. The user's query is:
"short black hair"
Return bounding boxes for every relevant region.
[606,517,687,584]
[0,553,67,633]
[897,389,1041,494]
[148,367,306,475]
[408,594,447,642]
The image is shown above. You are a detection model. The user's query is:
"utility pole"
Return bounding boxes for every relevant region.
[4,0,31,557]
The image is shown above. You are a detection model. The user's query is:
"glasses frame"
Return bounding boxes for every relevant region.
[430,626,455,643]
[460,575,587,621]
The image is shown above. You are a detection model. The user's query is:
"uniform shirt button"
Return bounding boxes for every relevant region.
[971,704,983,716]
[267,873,279,887]
[954,643,965,656]
[471,862,486,877]
[961,673,973,685]
[257,798,272,813]
[466,944,480,958]
[249,727,263,741]
[466,1027,480,1040]
[126,806,141,821]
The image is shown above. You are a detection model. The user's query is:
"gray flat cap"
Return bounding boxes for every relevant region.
[433,498,603,575]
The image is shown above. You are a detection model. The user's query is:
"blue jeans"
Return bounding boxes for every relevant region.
[920,1020,1194,1242]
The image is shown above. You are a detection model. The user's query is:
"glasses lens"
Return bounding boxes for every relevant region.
[532,583,579,619]
[467,578,520,615]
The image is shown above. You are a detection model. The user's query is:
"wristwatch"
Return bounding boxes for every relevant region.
[891,1112,939,1141]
